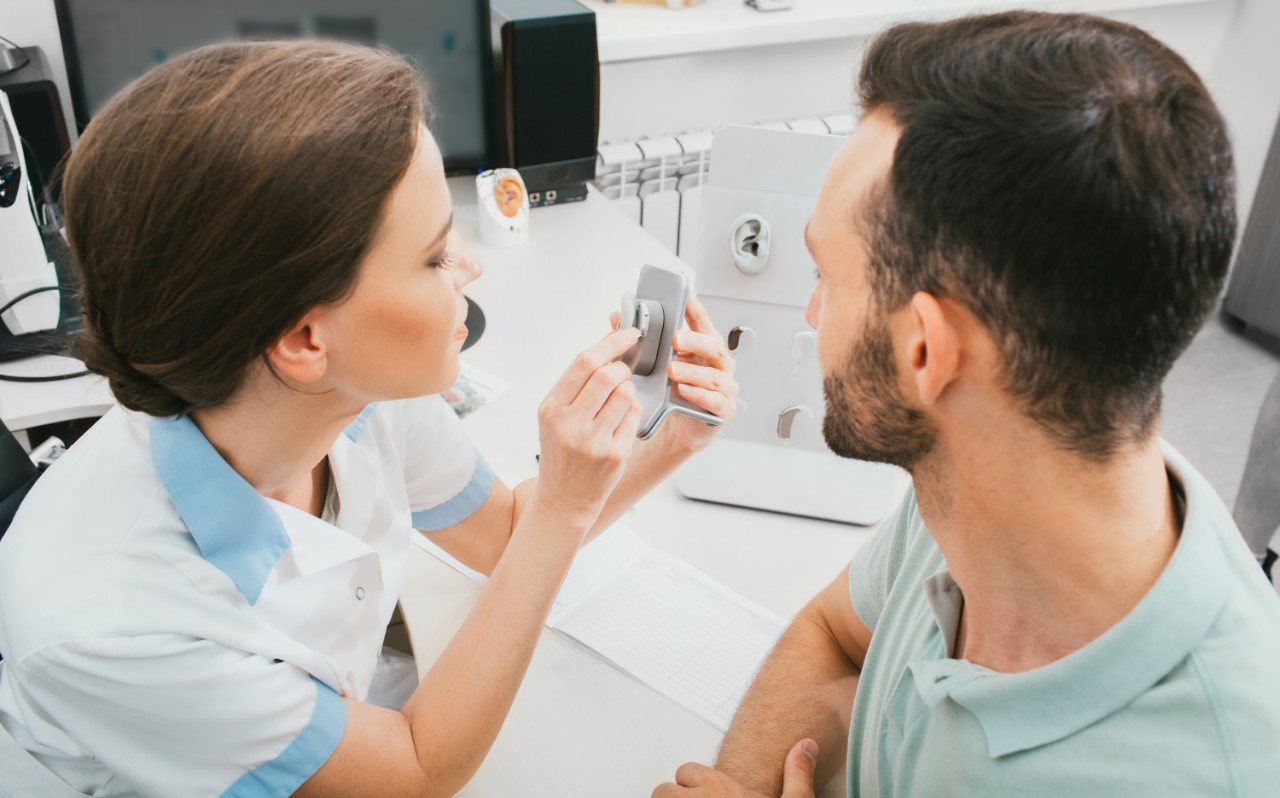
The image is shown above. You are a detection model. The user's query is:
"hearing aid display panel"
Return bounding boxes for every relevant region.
[619,265,724,440]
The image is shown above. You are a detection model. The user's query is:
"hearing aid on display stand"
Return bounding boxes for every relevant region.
[727,325,755,352]
[776,404,813,447]
[618,265,724,439]
[476,168,530,248]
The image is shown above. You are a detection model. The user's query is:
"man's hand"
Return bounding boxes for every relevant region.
[652,739,820,798]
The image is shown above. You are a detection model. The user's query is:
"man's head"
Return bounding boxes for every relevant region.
[805,12,1236,467]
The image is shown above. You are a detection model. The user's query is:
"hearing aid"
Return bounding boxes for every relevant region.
[618,265,724,439]
[619,291,665,376]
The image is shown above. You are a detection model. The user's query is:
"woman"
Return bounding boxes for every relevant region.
[0,40,737,796]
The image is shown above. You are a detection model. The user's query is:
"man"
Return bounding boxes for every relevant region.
[656,11,1280,798]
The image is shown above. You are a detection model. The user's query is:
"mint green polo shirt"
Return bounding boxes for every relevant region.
[846,441,1280,796]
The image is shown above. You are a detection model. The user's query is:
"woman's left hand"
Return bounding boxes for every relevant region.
[653,293,739,454]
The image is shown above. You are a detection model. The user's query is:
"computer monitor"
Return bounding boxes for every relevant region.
[54,0,494,174]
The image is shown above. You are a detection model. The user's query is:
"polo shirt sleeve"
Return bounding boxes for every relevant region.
[848,484,921,633]
[399,394,494,531]
[6,634,346,798]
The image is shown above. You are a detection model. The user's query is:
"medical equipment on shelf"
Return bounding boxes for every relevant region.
[0,89,57,336]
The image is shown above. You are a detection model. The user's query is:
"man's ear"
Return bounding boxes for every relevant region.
[902,291,961,406]
[265,307,329,385]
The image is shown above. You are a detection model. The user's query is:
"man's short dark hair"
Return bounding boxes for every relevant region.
[856,11,1236,458]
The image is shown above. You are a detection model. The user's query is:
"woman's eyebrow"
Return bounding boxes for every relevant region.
[421,212,455,256]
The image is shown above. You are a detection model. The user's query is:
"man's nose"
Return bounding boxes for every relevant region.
[804,283,822,329]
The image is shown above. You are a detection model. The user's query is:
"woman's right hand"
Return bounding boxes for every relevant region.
[531,327,645,534]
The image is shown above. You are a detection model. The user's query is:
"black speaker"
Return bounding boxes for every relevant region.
[491,0,598,206]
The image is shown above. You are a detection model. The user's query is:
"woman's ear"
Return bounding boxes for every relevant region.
[265,307,329,385]
[903,291,961,406]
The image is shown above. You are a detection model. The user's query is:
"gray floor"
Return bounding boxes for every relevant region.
[1161,307,1280,509]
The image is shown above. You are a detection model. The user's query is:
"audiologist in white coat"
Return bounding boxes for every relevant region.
[0,40,738,797]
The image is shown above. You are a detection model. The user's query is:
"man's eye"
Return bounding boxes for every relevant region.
[813,267,822,280]
[427,253,454,270]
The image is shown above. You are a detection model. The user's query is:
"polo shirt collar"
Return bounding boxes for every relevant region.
[908,441,1233,758]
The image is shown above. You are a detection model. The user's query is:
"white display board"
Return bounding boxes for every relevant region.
[676,126,906,525]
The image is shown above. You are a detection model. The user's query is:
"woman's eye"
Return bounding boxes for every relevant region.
[427,253,454,270]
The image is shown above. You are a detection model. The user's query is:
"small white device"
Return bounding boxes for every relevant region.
[476,168,530,248]
[619,264,723,439]
[0,89,58,335]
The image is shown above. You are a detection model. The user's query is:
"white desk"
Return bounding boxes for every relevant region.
[399,179,880,797]
[0,354,112,447]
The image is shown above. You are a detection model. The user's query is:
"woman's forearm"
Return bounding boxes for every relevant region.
[398,502,587,794]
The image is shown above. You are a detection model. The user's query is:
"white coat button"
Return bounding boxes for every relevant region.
[355,586,366,600]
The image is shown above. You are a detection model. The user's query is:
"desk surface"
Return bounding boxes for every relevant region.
[397,179,876,796]
[0,354,111,432]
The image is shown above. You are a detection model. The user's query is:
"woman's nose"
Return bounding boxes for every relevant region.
[449,230,483,288]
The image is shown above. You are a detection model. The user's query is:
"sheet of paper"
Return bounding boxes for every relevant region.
[412,524,786,731]
[442,360,513,418]
[548,548,784,731]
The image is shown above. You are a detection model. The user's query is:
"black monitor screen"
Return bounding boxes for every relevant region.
[55,0,493,174]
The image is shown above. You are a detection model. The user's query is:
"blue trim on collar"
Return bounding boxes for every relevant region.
[221,678,347,797]
[343,403,379,442]
[150,415,290,604]
[411,455,494,531]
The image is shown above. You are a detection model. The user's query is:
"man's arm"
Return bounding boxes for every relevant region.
[714,564,872,795]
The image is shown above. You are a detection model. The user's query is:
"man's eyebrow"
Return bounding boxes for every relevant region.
[421,212,455,255]
[803,221,815,255]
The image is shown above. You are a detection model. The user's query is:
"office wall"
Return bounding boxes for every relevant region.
[7,0,1280,226]
[598,0,1280,237]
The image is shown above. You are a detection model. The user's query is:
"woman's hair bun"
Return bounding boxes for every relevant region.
[74,333,193,417]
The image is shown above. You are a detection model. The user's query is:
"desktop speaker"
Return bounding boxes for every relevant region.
[490,0,598,206]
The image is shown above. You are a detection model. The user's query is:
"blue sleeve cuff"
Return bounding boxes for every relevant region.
[222,678,347,798]
[411,454,494,531]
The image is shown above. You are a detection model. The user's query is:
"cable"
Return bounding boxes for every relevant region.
[0,284,62,317]
[0,35,30,77]
[0,369,89,383]
[0,285,89,383]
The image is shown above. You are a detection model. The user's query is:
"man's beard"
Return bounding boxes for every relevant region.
[822,311,937,471]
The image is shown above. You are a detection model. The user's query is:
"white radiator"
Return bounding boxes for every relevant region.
[593,113,855,263]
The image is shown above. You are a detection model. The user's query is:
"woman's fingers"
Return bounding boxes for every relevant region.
[668,360,737,399]
[544,327,641,407]
[594,379,638,431]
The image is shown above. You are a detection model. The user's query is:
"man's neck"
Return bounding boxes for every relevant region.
[915,428,1181,673]
[189,373,362,516]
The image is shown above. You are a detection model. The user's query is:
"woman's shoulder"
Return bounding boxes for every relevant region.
[0,408,217,654]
